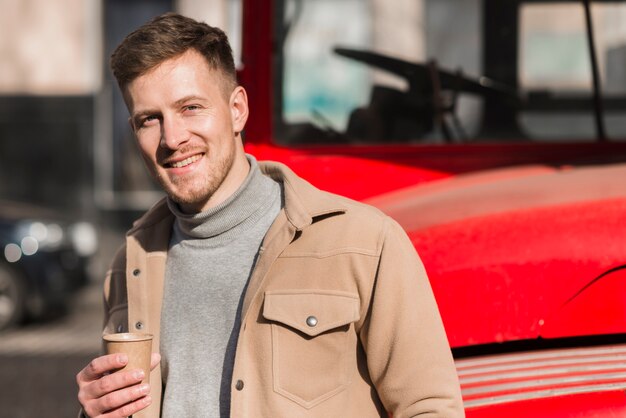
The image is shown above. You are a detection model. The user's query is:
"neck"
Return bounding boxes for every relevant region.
[167,155,279,240]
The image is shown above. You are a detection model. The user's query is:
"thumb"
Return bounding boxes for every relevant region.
[150,352,161,370]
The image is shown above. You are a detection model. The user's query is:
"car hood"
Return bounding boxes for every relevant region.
[365,164,626,231]
[366,163,626,347]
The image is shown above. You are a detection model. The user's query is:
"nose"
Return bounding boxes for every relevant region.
[160,116,189,149]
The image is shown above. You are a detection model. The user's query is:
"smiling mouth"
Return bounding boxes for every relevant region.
[168,154,202,168]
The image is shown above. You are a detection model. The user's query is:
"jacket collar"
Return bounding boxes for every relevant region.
[127,197,172,237]
[126,159,347,237]
[259,161,347,230]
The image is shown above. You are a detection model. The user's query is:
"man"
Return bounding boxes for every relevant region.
[76,13,464,418]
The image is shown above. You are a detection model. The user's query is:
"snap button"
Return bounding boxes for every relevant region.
[132,269,141,277]
[235,380,244,391]
[306,316,318,327]
[135,321,144,330]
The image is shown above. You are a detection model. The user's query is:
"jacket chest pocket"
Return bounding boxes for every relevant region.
[263,290,361,409]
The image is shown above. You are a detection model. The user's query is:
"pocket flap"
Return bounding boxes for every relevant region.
[263,290,360,337]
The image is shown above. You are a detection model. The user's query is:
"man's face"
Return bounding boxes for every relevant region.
[126,49,249,213]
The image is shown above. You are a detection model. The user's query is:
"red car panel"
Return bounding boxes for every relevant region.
[366,164,626,346]
[459,344,626,416]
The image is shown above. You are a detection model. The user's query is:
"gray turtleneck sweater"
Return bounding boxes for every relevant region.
[160,156,282,417]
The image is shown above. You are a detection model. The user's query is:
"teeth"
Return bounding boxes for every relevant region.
[171,155,201,168]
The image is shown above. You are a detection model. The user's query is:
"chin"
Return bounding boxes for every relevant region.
[169,193,201,206]
[169,188,212,208]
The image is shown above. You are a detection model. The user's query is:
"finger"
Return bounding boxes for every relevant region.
[150,353,161,370]
[78,354,128,383]
[79,370,145,415]
[85,368,146,400]
[87,384,151,418]
[101,395,152,418]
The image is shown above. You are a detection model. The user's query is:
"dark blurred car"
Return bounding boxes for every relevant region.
[0,200,97,330]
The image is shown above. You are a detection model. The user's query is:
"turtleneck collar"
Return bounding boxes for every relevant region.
[167,155,280,240]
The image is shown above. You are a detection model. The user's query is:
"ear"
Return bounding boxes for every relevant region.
[229,86,249,134]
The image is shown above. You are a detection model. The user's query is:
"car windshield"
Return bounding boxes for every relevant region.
[275,0,626,145]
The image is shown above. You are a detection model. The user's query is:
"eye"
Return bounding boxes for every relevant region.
[139,115,159,128]
[183,104,201,114]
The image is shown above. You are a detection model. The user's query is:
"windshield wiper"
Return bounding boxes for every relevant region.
[583,0,607,142]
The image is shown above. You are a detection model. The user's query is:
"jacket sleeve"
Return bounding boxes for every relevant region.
[101,244,129,337]
[78,244,128,418]
[359,217,465,418]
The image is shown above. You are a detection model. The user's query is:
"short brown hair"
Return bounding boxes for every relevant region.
[110,12,236,92]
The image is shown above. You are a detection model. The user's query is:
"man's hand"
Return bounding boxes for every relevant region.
[76,352,161,417]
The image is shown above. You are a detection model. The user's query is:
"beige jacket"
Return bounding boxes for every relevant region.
[101,161,464,418]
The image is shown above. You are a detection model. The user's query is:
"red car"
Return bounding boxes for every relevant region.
[238,0,626,416]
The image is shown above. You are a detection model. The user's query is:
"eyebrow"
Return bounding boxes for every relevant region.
[131,95,208,126]
[131,109,158,127]
[173,95,206,107]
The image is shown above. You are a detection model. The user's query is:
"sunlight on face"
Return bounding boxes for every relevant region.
[126,49,250,213]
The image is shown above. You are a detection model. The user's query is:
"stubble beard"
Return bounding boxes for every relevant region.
[158,146,236,209]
